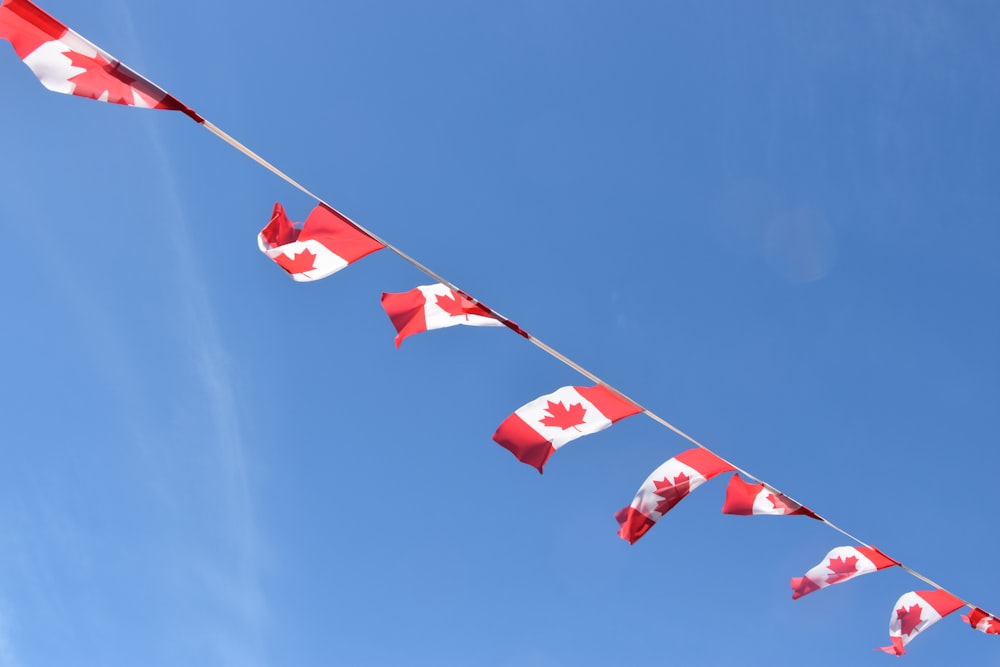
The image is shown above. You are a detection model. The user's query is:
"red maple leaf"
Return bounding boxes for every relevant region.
[765,492,797,514]
[652,472,691,516]
[897,603,924,637]
[825,555,860,584]
[64,50,149,106]
[435,291,492,321]
[538,401,587,431]
[274,248,317,274]
[964,610,1000,634]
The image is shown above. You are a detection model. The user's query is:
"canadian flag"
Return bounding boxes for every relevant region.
[615,448,734,544]
[963,607,1000,635]
[380,284,503,347]
[258,203,384,282]
[721,473,819,519]
[491,385,640,473]
[790,545,898,600]
[875,590,965,656]
[0,0,199,119]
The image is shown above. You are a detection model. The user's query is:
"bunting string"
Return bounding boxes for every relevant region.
[206,75,982,618]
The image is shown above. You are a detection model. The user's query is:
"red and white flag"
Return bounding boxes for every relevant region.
[963,607,1000,636]
[721,473,819,519]
[491,385,640,473]
[615,448,734,544]
[875,589,964,656]
[258,203,384,282]
[380,284,503,347]
[791,545,898,600]
[0,0,199,119]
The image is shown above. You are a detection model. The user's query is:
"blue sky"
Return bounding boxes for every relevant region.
[1,1,999,665]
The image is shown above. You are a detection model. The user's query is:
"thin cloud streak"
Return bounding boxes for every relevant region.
[0,601,20,667]
[117,3,268,662]
[143,127,269,665]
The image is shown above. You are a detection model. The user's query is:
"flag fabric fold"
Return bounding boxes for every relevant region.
[721,473,819,519]
[875,589,964,656]
[0,0,200,119]
[615,447,734,544]
[791,545,898,600]
[491,385,640,473]
[963,607,1000,635]
[380,284,503,347]
[258,202,384,282]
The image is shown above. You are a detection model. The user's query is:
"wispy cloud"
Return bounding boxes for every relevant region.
[141,110,268,667]
[0,600,20,667]
[116,3,268,663]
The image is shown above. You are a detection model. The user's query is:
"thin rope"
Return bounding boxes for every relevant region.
[196,116,982,613]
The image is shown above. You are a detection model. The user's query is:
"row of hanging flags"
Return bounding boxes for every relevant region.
[2,0,995,655]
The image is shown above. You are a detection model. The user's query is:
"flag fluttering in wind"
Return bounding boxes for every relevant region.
[491,385,640,473]
[381,284,503,347]
[0,0,200,119]
[875,589,965,656]
[615,448,734,544]
[791,545,898,600]
[963,607,1000,635]
[258,203,384,282]
[721,473,818,519]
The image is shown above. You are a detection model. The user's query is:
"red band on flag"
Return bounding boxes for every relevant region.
[575,385,641,423]
[491,413,554,474]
